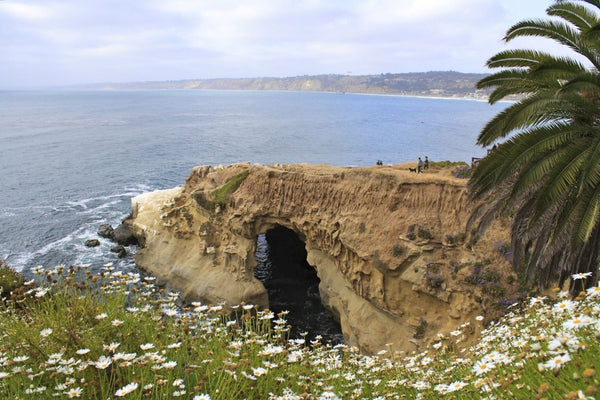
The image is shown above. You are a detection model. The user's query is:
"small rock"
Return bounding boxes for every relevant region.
[110,245,127,258]
[113,223,138,246]
[85,239,100,247]
[97,224,114,239]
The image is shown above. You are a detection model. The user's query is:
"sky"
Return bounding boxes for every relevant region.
[0,0,575,88]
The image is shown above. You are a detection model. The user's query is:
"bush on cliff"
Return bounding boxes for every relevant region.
[0,259,24,300]
[192,169,250,211]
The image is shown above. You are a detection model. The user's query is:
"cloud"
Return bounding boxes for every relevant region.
[0,0,575,87]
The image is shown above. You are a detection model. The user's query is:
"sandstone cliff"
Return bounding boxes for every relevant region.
[128,163,511,354]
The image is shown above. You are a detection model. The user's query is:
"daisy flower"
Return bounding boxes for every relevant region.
[115,382,139,397]
[544,353,571,371]
[40,328,53,338]
[572,272,593,280]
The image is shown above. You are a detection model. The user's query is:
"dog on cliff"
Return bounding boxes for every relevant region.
[409,167,417,173]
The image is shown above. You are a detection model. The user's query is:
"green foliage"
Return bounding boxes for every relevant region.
[392,244,403,257]
[193,170,250,210]
[0,260,24,299]
[414,317,428,339]
[417,226,433,240]
[1,264,599,398]
[212,170,250,208]
[469,0,600,292]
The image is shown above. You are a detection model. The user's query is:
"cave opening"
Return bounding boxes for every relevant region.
[254,225,343,344]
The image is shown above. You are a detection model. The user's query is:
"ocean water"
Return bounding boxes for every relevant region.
[0,89,508,275]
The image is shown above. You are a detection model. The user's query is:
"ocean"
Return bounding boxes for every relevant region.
[0,89,508,275]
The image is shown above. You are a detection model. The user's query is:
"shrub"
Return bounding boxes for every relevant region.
[414,317,428,338]
[453,165,473,179]
[392,244,403,257]
[406,225,416,240]
[417,226,433,240]
[0,260,25,300]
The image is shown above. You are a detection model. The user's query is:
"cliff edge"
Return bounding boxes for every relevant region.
[128,163,511,354]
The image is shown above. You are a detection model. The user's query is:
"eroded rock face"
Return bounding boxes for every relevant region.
[128,163,510,354]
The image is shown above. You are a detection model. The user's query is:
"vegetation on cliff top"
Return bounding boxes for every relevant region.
[192,170,249,210]
[0,263,599,399]
[469,0,600,294]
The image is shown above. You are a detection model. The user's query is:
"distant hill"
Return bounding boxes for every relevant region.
[96,71,492,100]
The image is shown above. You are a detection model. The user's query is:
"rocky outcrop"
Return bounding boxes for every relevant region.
[128,163,511,354]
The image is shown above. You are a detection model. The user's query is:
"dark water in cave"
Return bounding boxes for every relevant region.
[254,226,344,344]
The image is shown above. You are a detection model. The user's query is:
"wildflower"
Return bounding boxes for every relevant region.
[65,387,83,398]
[473,359,496,376]
[317,389,342,399]
[529,296,547,306]
[252,366,268,377]
[586,285,600,297]
[572,272,593,280]
[115,382,139,397]
[95,313,108,320]
[552,300,576,314]
[13,356,29,363]
[35,287,49,297]
[162,360,177,369]
[446,381,468,392]
[103,342,120,352]
[194,395,211,400]
[173,378,184,387]
[173,390,186,397]
[412,381,431,390]
[94,355,112,369]
[544,353,571,371]
[40,328,53,338]
[162,308,178,317]
[167,342,181,349]
[563,316,595,330]
[111,319,124,327]
[76,349,90,355]
[475,315,484,321]
[0,372,10,379]
[140,343,155,351]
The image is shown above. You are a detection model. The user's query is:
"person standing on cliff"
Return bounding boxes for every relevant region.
[424,156,429,170]
[417,157,423,173]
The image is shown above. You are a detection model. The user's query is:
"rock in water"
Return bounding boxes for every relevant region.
[84,239,100,247]
[110,245,127,258]
[97,224,115,239]
[113,222,138,246]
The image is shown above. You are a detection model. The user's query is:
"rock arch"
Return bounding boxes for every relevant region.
[128,163,511,354]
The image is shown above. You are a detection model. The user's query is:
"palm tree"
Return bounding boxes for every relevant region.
[469,0,600,293]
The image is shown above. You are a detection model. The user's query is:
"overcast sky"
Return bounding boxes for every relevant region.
[0,0,573,88]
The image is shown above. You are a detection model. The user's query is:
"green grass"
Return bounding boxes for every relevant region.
[0,264,599,399]
[211,170,249,208]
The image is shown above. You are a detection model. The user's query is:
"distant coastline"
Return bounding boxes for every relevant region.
[74,71,494,101]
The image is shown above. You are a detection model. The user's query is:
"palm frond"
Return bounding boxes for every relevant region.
[547,2,597,31]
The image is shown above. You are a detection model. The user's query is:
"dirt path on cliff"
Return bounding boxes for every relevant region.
[273,161,466,185]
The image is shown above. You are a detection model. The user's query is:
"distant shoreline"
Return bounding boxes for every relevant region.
[62,71,494,100]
